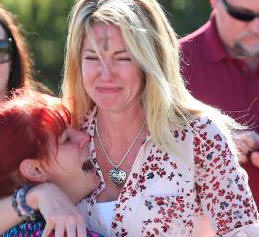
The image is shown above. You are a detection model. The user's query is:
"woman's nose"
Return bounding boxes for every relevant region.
[100,61,114,82]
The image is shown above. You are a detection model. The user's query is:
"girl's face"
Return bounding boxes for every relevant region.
[43,127,100,201]
[0,24,11,101]
[81,22,145,114]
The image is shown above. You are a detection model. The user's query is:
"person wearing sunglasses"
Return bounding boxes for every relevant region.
[0,3,41,101]
[180,0,259,208]
[221,0,259,23]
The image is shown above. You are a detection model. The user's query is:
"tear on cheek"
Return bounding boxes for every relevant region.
[82,160,93,171]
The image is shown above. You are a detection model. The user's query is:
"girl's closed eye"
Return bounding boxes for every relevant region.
[59,133,70,144]
[64,136,71,143]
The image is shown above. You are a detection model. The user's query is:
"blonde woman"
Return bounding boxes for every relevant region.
[1,0,259,236]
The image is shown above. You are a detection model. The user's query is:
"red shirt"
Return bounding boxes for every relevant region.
[180,13,259,207]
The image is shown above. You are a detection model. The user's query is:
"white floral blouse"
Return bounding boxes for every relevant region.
[77,108,259,237]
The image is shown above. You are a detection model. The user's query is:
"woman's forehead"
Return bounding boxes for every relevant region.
[83,22,126,52]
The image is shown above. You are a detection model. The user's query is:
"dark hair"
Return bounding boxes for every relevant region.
[0,89,71,197]
[0,4,33,94]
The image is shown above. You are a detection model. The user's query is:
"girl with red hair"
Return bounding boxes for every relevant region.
[0,89,102,237]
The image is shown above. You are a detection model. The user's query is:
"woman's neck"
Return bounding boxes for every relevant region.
[96,103,146,147]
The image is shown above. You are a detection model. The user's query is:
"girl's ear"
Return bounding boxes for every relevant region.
[19,159,48,183]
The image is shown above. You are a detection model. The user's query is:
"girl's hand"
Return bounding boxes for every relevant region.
[27,183,87,237]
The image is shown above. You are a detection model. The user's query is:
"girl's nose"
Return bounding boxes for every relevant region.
[69,128,90,148]
[78,132,90,149]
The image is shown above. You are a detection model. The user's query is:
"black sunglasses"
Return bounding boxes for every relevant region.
[0,38,13,64]
[222,0,259,22]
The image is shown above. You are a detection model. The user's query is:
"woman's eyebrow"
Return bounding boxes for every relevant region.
[114,49,128,55]
[84,49,96,53]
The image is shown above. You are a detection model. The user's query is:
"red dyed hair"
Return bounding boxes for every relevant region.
[0,89,70,197]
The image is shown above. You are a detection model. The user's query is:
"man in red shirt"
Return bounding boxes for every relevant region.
[180,0,259,206]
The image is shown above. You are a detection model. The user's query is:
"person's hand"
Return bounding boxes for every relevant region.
[26,183,87,237]
[235,131,259,168]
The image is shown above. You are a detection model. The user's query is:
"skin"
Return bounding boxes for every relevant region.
[0,24,11,101]
[81,22,145,114]
[211,0,259,65]
[20,127,100,203]
[210,0,259,167]
[81,22,147,202]
[0,127,100,237]
[37,128,99,237]
[236,132,259,167]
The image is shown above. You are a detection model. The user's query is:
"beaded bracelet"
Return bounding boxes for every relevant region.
[12,184,37,221]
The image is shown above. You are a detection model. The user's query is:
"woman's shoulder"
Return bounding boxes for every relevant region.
[188,116,221,133]
[172,116,225,143]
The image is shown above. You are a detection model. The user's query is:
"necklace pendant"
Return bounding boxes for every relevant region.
[108,167,127,188]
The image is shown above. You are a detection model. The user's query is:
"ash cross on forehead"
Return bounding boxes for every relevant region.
[103,26,108,51]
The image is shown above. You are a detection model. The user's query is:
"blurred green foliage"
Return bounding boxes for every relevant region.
[2,0,211,93]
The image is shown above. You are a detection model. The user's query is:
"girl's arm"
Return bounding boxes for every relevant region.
[0,196,23,234]
[0,183,87,237]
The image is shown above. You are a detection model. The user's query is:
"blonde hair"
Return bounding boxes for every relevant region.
[62,0,240,161]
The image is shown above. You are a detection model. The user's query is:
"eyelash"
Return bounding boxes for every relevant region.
[84,57,131,61]
[85,56,98,60]
[64,136,71,143]
[116,58,131,61]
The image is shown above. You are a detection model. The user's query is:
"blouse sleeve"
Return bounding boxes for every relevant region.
[193,119,259,236]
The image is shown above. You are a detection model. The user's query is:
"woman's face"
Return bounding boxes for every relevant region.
[43,127,100,201]
[0,24,11,101]
[81,22,145,113]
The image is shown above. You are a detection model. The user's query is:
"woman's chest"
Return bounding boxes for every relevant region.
[115,180,198,236]
[94,139,144,202]
[103,152,198,236]
[109,145,199,236]
[87,139,200,236]
[83,162,198,237]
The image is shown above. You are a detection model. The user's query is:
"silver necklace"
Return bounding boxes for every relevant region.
[96,119,146,188]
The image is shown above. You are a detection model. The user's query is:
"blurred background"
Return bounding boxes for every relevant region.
[1,0,211,94]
